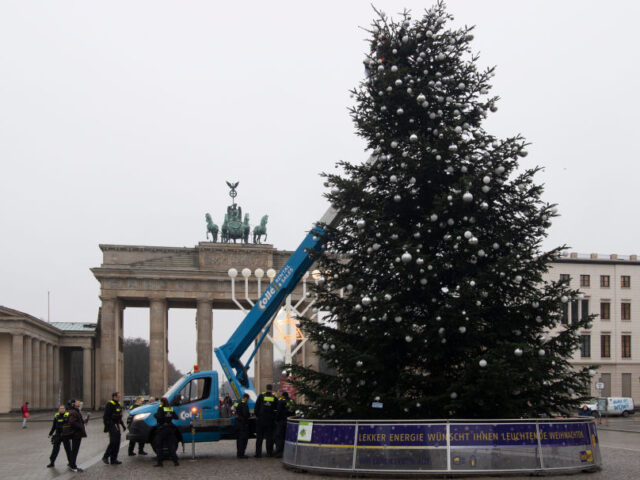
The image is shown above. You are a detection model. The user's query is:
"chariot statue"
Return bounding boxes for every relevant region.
[204,181,268,244]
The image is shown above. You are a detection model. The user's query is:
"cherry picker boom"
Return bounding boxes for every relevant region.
[214,204,340,403]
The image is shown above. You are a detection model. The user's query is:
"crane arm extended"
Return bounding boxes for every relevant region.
[215,157,374,401]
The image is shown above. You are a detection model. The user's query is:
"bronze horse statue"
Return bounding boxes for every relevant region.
[253,215,268,244]
[243,214,250,244]
[205,213,219,242]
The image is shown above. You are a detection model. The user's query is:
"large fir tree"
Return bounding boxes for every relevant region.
[290,2,593,419]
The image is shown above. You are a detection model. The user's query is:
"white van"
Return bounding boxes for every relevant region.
[596,397,635,417]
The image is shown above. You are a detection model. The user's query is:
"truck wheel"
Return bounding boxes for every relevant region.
[622,410,629,417]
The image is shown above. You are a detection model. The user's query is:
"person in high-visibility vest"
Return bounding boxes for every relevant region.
[233,393,251,459]
[254,384,277,457]
[47,404,71,468]
[128,396,148,456]
[102,392,126,465]
[273,391,295,458]
[153,397,179,467]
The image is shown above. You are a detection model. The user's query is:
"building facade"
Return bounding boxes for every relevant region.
[0,306,96,413]
[547,253,640,404]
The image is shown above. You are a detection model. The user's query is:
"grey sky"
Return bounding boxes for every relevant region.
[2,1,639,377]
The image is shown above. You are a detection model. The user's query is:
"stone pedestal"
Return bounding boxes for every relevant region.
[149,298,168,397]
[196,300,213,371]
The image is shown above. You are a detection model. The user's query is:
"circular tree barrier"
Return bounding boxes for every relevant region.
[283,417,601,476]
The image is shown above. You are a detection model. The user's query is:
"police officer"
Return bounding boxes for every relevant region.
[102,392,126,465]
[47,404,71,468]
[254,384,277,458]
[274,391,294,458]
[153,397,179,467]
[128,396,148,456]
[234,393,250,458]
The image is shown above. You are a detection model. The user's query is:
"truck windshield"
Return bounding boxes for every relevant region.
[163,374,189,399]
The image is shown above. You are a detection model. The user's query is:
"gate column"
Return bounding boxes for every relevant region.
[100,297,119,406]
[196,299,213,371]
[32,339,40,408]
[149,298,168,397]
[11,334,24,410]
[23,337,32,408]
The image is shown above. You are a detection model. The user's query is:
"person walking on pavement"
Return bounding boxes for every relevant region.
[234,393,251,459]
[254,384,277,458]
[67,399,87,473]
[127,396,148,456]
[153,397,179,467]
[274,391,294,458]
[102,392,126,465]
[21,401,29,428]
[47,404,71,468]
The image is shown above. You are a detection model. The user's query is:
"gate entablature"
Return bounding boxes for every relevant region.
[92,242,313,406]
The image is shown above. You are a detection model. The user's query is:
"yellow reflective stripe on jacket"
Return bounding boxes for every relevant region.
[162,407,174,413]
[263,396,275,402]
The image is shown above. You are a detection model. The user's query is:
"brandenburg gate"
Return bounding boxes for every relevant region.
[91,242,317,406]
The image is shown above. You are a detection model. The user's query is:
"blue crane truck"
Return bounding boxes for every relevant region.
[126,200,345,445]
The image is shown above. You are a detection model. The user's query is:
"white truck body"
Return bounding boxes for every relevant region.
[596,397,635,416]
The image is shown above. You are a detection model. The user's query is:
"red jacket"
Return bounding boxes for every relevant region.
[21,404,29,418]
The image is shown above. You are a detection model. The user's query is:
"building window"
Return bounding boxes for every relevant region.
[601,275,610,288]
[579,335,591,358]
[559,274,570,285]
[601,334,611,358]
[581,299,589,322]
[621,275,631,288]
[580,275,590,287]
[621,302,631,320]
[622,373,632,397]
[621,335,631,358]
[561,303,569,325]
[571,300,579,325]
[600,302,610,320]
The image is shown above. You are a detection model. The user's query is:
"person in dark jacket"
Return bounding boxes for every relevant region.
[234,393,251,458]
[102,392,126,465]
[273,391,294,458]
[47,404,71,468]
[153,397,179,467]
[127,396,148,456]
[254,384,277,457]
[67,400,87,473]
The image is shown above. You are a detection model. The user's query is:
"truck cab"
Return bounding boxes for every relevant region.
[127,369,235,445]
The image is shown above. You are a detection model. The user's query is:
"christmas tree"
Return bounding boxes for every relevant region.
[290,2,593,419]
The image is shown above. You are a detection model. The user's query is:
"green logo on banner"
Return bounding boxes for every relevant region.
[297,421,313,442]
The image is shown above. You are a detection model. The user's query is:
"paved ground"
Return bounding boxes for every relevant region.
[1,414,638,479]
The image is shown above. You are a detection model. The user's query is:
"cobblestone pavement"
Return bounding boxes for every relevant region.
[1,418,638,479]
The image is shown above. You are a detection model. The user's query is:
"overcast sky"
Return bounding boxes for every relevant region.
[2,1,639,378]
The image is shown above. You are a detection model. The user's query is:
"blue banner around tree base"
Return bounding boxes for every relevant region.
[283,418,601,475]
